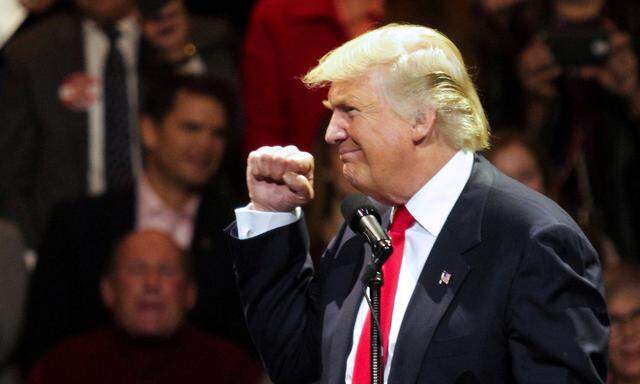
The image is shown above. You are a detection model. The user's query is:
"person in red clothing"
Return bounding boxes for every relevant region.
[26,230,263,384]
[242,0,384,154]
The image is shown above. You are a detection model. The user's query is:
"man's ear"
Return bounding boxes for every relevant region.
[411,107,437,143]
[101,277,116,310]
[140,114,159,151]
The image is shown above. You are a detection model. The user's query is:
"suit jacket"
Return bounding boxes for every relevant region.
[20,180,251,366]
[0,12,237,246]
[227,155,609,384]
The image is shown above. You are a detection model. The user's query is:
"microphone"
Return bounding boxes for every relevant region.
[341,194,393,265]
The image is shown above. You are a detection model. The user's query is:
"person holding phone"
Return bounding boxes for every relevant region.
[515,0,640,264]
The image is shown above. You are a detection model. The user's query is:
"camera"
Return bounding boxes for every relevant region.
[542,24,611,67]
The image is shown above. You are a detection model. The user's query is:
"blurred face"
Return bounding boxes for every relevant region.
[609,288,640,382]
[490,140,545,194]
[324,73,416,204]
[74,0,135,24]
[334,0,385,37]
[555,0,605,23]
[101,231,196,337]
[143,90,228,190]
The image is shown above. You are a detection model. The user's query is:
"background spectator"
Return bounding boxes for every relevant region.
[19,74,250,368]
[26,230,263,384]
[515,0,640,260]
[0,0,237,247]
[604,261,640,384]
[241,0,383,155]
[483,130,549,195]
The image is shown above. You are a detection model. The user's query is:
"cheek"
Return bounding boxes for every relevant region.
[162,279,189,300]
[156,139,182,162]
[365,145,400,179]
[118,276,141,293]
[210,140,226,162]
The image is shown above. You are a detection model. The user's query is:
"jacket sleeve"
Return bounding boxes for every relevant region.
[0,43,41,245]
[226,218,323,384]
[507,222,609,383]
[20,203,79,367]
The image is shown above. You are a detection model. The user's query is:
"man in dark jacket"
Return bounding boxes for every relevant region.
[21,75,251,367]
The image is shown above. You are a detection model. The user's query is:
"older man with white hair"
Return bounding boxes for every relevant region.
[227,24,608,384]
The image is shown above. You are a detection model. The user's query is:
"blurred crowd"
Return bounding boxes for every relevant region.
[0,0,639,383]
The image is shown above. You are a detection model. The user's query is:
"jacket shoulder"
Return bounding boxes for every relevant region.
[5,13,78,61]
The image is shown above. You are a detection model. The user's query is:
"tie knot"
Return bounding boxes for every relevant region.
[102,25,120,42]
[389,205,414,233]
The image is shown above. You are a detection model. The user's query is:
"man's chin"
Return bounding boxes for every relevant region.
[343,172,374,199]
[178,173,212,191]
[126,322,176,339]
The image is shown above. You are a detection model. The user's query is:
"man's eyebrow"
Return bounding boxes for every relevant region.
[324,97,356,112]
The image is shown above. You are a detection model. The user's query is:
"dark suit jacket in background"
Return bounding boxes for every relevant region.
[0,11,238,246]
[227,156,609,384]
[20,180,251,367]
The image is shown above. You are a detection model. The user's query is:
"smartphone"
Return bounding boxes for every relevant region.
[138,0,171,20]
[543,26,611,67]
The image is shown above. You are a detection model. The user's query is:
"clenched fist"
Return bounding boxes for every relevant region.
[247,146,315,212]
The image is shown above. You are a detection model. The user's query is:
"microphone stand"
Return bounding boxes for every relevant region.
[366,239,392,384]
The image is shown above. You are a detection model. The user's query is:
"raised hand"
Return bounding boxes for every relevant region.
[247,146,315,212]
[517,37,562,100]
[578,22,638,99]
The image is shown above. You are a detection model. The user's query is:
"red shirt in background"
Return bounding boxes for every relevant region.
[242,0,348,154]
[26,325,263,384]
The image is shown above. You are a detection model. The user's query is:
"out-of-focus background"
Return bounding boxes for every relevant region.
[0,0,638,383]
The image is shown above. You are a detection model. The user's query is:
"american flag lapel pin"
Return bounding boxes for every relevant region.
[439,270,452,286]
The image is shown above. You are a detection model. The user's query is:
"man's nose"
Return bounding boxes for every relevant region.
[143,269,162,291]
[325,112,348,145]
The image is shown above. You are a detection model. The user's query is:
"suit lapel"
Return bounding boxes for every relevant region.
[53,15,88,187]
[324,203,393,383]
[322,228,368,384]
[189,182,236,254]
[108,188,136,236]
[388,156,493,384]
[324,256,366,384]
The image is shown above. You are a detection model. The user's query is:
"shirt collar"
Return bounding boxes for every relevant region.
[137,174,201,220]
[402,150,474,237]
[84,14,139,39]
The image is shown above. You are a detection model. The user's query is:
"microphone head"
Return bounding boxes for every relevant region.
[341,193,381,233]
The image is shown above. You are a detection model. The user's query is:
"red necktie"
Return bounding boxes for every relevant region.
[352,205,415,383]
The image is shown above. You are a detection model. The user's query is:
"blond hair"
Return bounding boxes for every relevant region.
[303,24,489,151]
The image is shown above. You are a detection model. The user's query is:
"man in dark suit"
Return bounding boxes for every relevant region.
[0,0,237,246]
[20,75,250,367]
[226,24,609,383]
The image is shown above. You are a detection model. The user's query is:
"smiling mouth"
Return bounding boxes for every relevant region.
[138,302,164,311]
[339,147,361,158]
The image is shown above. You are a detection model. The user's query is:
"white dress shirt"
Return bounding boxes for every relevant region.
[136,174,201,250]
[235,150,474,383]
[84,16,141,195]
